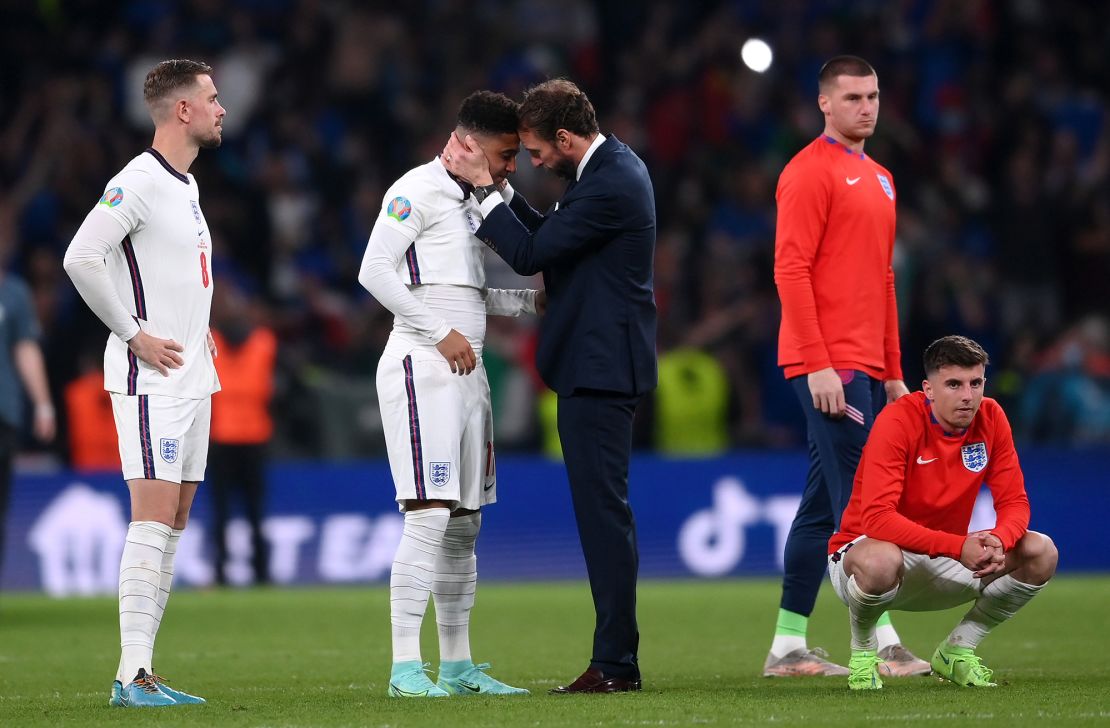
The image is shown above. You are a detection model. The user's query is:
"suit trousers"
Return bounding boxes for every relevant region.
[209,442,270,585]
[780,372,885,616]
[557,390,642,679]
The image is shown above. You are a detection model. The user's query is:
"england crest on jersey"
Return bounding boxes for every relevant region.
[160,438,180,464]
[961,442,988,473]
[876,173,894,200]
[430,462,451,487]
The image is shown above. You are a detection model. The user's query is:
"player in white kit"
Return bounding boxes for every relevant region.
[359,91,538,698]
[63,59,224,708]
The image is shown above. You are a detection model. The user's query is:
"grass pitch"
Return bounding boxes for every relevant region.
[1,577,1108,726]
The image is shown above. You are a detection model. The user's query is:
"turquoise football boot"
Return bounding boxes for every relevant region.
[437,661,530,696]
[111,669,177,707]
[388,661,449,698]
[108,680,124,707]
[151,673,207,704]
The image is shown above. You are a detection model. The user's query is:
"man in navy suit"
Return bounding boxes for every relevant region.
[444,79,657,693]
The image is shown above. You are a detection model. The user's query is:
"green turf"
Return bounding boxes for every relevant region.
[2,577,1108,726]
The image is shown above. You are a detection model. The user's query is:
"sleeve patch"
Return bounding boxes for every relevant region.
[387,196,412,221]
[98,187,124,208]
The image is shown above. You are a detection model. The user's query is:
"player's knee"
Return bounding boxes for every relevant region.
[1017,531,1058,584]
[848,542,902,592]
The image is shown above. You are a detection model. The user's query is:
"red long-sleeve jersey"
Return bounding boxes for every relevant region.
[830,392,1030,559]
[774,136,902,380]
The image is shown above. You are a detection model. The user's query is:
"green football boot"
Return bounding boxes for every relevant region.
[848,650,884,690]
[437,661,530,696]
[388,661,450,698]
[931,643,997,687]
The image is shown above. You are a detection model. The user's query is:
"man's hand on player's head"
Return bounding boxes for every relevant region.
[808,367,846,418]
[442,132,493,187]
[127,330,184,377]
[436,329,477,376]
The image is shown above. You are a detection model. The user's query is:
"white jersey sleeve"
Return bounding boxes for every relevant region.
[63,169,159,342]
[93,169,158,236]
[66,150,219,399]
[358,222,451,344]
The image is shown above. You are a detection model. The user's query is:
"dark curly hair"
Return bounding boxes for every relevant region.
[457,91,520,136]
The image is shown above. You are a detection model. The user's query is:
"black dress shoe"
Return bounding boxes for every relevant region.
[549,667,642,694]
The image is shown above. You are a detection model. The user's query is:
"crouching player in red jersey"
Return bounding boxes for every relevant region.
[827,335,1058,690]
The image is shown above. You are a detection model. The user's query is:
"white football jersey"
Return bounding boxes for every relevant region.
[377,157,487,288]
[89,149,220,399]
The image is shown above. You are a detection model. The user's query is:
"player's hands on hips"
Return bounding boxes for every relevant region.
[442,132,493,187]
[960,532,1006,577]
[128,330,185,377]
[207,329,218,359]
[884,379,910,403]
[436,329,477,376]
[808,367,846,418]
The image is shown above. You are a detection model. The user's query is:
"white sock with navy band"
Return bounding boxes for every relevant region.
[434,512,481,663]
[117,521,172,683]
[390,508,451,663]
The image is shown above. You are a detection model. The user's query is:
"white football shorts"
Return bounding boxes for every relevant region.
[376,345,496,512]
[828,535,984,612]
[110,393,211,484]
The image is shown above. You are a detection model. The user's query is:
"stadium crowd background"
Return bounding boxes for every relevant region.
[3,0,1108,465]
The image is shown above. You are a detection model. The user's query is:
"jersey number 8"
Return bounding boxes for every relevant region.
[200,251,210,288]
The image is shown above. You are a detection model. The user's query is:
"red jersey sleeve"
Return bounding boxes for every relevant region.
[982,401,1030,550]
[883,263,903,381]
[858,404,967,558]
[774,160,833,372]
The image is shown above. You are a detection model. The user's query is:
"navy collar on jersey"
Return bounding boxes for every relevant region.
[822,135,866,160]
[438,155,474,199]
[144,148,190,185]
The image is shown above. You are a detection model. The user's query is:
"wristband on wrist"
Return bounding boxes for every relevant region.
[472,183,500,204]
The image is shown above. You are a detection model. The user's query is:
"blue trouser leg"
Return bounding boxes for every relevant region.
[780,372,885,616]
[558,391,642,680]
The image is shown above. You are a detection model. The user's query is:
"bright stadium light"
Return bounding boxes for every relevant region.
[741,38,773,73]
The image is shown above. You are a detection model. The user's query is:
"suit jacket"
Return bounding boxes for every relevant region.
[478,135,657,397]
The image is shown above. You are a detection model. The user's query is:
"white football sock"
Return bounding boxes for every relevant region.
[769,634,807,658]
[947,574,1043,649]
[153,529,182,646]
[117,526,181,681]
[845,575,899,651]
[390,508,450,663]
[117,521,172,683]
[434,512,480,663]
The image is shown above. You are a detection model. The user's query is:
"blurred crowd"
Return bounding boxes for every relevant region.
[2,0,1108,465]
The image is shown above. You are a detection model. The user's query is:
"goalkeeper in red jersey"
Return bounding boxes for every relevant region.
[827,335,1058,690]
